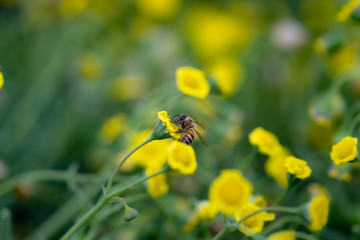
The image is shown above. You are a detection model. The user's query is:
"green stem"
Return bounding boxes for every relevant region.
[239,146,257,171]
[212,225,228,240]
[104,136,153,194]
[60,166,170,240]
[212,206,300,240]
[263,215,309,235]
[273,185,291,206]
[0,170,106,197]
[60,199,107,240]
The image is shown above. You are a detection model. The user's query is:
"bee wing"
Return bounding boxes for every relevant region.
[195,121,206,130]
[194,129,208,147]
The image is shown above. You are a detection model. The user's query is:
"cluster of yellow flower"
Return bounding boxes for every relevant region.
[181,126,331,237]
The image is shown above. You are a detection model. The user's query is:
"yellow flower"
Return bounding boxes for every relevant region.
[99,114,128,143]
[136,0,179,20]
[168,141,197,175]
[182,214,199,233]
[0,72,3,89]
[185,7,251,59]
[284,156,312,179]
[77,52,102,81]
[176,67,210,99]
[330,136,358,166]
[209,170,253,215]
[308,194,330,232]
[157,111,181,140]
[210,57,243,97]
[182,200,217,233]
[59,0,89,18]
[249,127,282,156]
[234,203,275,236]
[308,183,330,199]
[146,165,169,198]
[265,148,291,187]
[327,45,358,76]
[109,75,147,101]
[129,130,170,169]
[197,201,217,221]
[253,195,267,208]
[267,230,296,240]
[337,0,360,22]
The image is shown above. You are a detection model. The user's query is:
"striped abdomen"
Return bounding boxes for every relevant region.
[181,128,195,145]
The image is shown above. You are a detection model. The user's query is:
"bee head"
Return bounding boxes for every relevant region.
[179,114,188,121]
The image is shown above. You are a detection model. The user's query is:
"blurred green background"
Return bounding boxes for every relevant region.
[1,0,360,239]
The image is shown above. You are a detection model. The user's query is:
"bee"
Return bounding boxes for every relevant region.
[171,114,208,147]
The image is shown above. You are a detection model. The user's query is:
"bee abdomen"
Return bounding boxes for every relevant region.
[181,129,195,145]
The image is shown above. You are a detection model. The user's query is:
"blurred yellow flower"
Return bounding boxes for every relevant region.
[314,38,327,54]
[59,0,89,18]
[197,201,217,221]
[182,200,217,233]
[308,183,330,199]
[146,165,169,198]
[337,0,360,22]
[308,194,329,232]
[77,52,102,81]
[234,203,275,236]
[328,45,358,76]
[265,148,290,187]
[0,72,3,89]
[136,0,179,20]
[176,67,210,99]
[249,127,282,156]
[182,214,199,233]
[129,130,170,168]
[267,230,296,240]
[185,7,251,59]
[210,57,243,97]
[209,170,253,215]
[330,136,358,166]
[99,114,128,143]
[284,156,312,179]
[157,111,181,140]
[253,195,267,208]
[109,75,147,101]
[168,141,197,175]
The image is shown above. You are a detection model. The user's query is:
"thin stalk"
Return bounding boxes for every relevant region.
[212,206,300,240]
[60,166,170,240]
[0,170,106,197]
[104,136,153,194]
[273,185,291,206]
[212,225,228,240]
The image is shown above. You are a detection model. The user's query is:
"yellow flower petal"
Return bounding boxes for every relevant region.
[129,130,170,168]
[330,136,358,166]
[146,165,169,198]
[99,114,128,143]
[309,194,330,231]
[284,156,312,179]
[168,141,197,175]
[197,201,217,221]
[249,127,282,156]
[176,67,210,99]
[0,72,3,89]
[209,170,253,215]
[234,203,275,236]
[337,0,360,22]
[157,111,181,140]
[267,230,296,240]
[265,147,291,188]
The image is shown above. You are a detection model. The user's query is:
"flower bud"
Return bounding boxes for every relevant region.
[123,204,139,222]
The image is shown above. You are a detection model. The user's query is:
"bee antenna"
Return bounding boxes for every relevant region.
[171,114,180,120]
